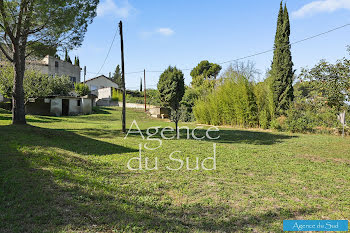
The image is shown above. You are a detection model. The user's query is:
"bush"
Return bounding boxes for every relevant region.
[75,83,90,96]
[112,88,123,101]
[193,71,258,127]
[180,87,199,122]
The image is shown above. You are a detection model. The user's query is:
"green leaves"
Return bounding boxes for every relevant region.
[112,65,123,88]
[75,83,90,97]
[0,63,72,101]
[299,59,350,111]
[190,60,222,89]
[158,66,185,126]
[271,2,294,116]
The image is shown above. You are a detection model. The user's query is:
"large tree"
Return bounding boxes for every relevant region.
[271,2,294,116]
[299,58,350,111]
[190,60,222,89]
[158,66,185,137]
[0,0,99,124]
[112,64,123,88]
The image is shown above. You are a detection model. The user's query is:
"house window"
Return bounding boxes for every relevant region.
[91,85,97,91]
[55,61,59,68]
[77,100,81,106]
[70,77,76,83]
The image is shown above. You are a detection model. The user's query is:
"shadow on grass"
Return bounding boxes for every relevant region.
[77,127,297,145]
[0,144,317,232]
[0,114,64,123]
[92,107,113,114]
[0,125,137,156]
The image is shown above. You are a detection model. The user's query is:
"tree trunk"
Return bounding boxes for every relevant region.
[12,45,26,125]
[175,120,178,139]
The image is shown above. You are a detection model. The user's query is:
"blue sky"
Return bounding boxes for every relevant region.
[72,0,350,90]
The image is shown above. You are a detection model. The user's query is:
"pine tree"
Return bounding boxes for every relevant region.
[74,56,80,66]
[64,48,72,64]
[140,78,143,92]
[271,2,294,116]
[112,65,123,88]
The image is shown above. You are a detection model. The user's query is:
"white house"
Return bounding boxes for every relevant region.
[84,75,120,106]
[84,75,119,92]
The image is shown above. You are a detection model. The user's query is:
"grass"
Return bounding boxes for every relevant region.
[0,107,349,232]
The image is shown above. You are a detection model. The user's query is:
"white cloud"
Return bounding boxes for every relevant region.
[292,0,350,18]
[97,0,134,18]
[140,28,175,38]
[157,28,175,36]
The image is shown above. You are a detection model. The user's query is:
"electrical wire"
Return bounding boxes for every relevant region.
[83,23,350,77]
[95,26,119,76]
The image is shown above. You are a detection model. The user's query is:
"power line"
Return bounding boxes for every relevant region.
[95,26,119,76]
[183,23,350,69]
[82,23,350,77]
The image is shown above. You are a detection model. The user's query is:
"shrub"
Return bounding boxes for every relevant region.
[193,71,258,127]
[75,83,90,96]
[112,88,123,101]
[180,87,199,122]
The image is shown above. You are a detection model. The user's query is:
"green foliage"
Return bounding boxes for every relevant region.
[254,77,274,129]
[27,42,57,59]
[0,64,13,98]
[112,88,123,102]
[299,59,350,111]
[0,63,72,101]
[146,89,161,106]
[75,83,90,96]
[278,79,346,134]
[190,60,222,89]
[64,49,72,64]
[48,76,72,96]
[180,87,199,122]
[24,70,52,100]
[158,66,185,130]
[271,2,294,116]
[194,68,258,127]
[140,78,143,92]
[112,65,123,88]
[74,56,80,67]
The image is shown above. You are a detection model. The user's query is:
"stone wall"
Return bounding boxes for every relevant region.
[27,55,81,83]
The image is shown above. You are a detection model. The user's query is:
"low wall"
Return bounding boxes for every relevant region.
[118,102,157,109]
[98,87,112,99]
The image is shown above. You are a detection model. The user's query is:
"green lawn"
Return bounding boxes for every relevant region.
[0,107,349,232]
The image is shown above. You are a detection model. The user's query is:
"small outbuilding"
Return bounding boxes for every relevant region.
[26,94,96,116]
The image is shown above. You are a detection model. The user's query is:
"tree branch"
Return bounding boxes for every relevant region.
[0,0,15,43]
[0,42,13,62]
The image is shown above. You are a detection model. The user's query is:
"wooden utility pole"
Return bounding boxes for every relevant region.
[119,21,126,133]
[144,69,147,112]
[83,66,86,84]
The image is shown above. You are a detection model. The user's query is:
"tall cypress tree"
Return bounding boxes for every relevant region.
[271,2,294,116]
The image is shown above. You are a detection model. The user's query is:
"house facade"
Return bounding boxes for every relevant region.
[26,95,95,117]
[27,55,81,83]
[0,55,81,103]
[84,75,119,93]
[84,75,120,106]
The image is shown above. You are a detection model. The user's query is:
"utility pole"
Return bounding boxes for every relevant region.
[83,66,86,84]
[144,69,146,112]
[119,21,126,133]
